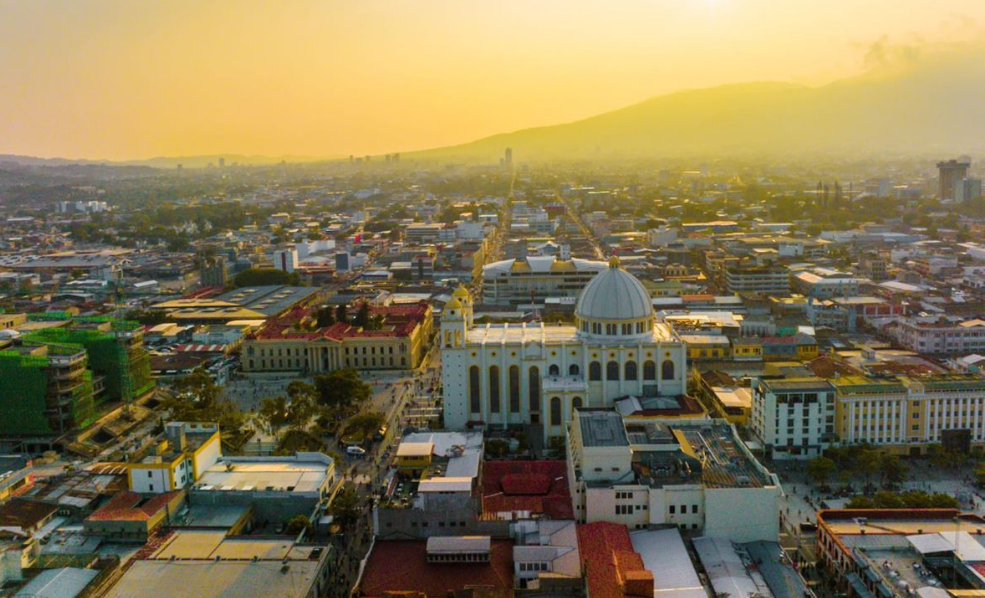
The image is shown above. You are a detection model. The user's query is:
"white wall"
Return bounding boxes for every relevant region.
[703,487,779,542]
[131,466,173,493]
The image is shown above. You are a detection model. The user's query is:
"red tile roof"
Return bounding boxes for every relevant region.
[576,523,650,598]
[358,540,514,598]
[480,460,573,520]
[250,301,429,341]
[87,490,183,522]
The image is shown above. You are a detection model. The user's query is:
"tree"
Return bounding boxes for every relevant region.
[343,411,385,444]
[257,397,288,433]
[330,485,361,530]
[974,462,985,487]
[173,368,221,411]
[879,454,907,487]
[285,382,317,432]
[315,306,336,328]
[807,456,836,486]
[353,302,371,328]
[233,268,295,288]
[286,514,312,535]
[486,438,509,458]
[166,368,244,430]
[335,303,348,324]
[314,369,371,410]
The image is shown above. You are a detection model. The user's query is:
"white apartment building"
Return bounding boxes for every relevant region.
[885,318,985,355]
[751,377,836,460]
[566,410,780,542]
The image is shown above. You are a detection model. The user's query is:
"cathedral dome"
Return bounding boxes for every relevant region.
[575,257,654,340]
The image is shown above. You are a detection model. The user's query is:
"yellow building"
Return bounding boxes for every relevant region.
[730,338,763,361]
[126,422,221,493]
[833,375,985,456]
[395,440,433,475]
[242,301,433,374]
[680,335,731,361]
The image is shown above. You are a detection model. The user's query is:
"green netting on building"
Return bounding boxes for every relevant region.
[27,313,142,332]
[22,328,155,404]
[0,351,53,435]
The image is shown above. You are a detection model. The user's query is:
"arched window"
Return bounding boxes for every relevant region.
[550,397,562,426]
[662,359,675,381]
[548,364,560,377]
[589,361,602,381]
[489,366,501,413]
[529,367,540,412]
[572,397,583,411]
[643,360,656,381]
[606,361,619,380]
[469,366,481,413]
[625,360,638,380]
[569,364,580,376]
[509,365,520,413]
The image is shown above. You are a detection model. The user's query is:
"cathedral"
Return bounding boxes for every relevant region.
[441,257,687,439]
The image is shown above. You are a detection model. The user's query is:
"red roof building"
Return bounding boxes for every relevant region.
[576,523,653,598]
[480,460,574,520]
[358,539,515,598]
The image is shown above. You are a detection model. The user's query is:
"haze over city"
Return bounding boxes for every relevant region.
[2,0,985,160]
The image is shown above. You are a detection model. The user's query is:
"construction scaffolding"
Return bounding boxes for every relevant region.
[22,325,154,406]
[0,347,96,436]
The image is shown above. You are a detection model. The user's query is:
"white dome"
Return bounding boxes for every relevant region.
[575,257,653,322]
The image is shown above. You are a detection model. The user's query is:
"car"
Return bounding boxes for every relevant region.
[346,445,367,456]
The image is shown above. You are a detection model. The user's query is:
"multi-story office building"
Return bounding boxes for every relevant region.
[566,409,780,542]
[199,255,228,287]
[938,157,971,200]
[751,377,836,460]
[723,265,790,295]
[885,318,985,355]
[833,375,985,455]
[481,255,607,306]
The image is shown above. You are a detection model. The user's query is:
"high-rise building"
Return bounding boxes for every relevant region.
[504,147,513,169]
[218,157,225,168]
[200,255,228,287]
[273,248,299,273]
[956,177,983,202]
[938,157,971,200]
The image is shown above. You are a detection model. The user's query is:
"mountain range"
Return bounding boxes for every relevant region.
[408,47,985,161]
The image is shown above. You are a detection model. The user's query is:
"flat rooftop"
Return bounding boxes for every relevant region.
[578,410,631,448]
[101,558,322,598]
[195,456,332,494]
[149,530,321,561]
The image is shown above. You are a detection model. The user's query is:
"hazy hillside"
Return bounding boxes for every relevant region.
[409,48,985,161]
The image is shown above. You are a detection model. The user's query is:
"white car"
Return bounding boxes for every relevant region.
[346,445,367,456]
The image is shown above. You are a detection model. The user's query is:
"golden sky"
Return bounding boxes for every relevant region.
[0,0,981,160]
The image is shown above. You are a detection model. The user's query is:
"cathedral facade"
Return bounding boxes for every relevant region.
[441,258,687,439]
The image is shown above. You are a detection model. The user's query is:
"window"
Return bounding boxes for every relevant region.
[549,364,560,377]
[662,359,675,380]
[489,366,501,413]
[572,397,583,412]
[569,364,580,376]
[550,397,562,426]
[669,505,676,514]
[589,361,602,381]
[692,505,699,513]
[469,366,481,413]
[606,361,619,380]
[509,365,520,413]
[643,360,656,381]
[147,471,153,478]
[625,360,637,380]
[529,367,540,412]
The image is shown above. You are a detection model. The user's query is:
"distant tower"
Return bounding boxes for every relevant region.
[938,157,971,200]
[218,157,225,168]
[504,148,513,170]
